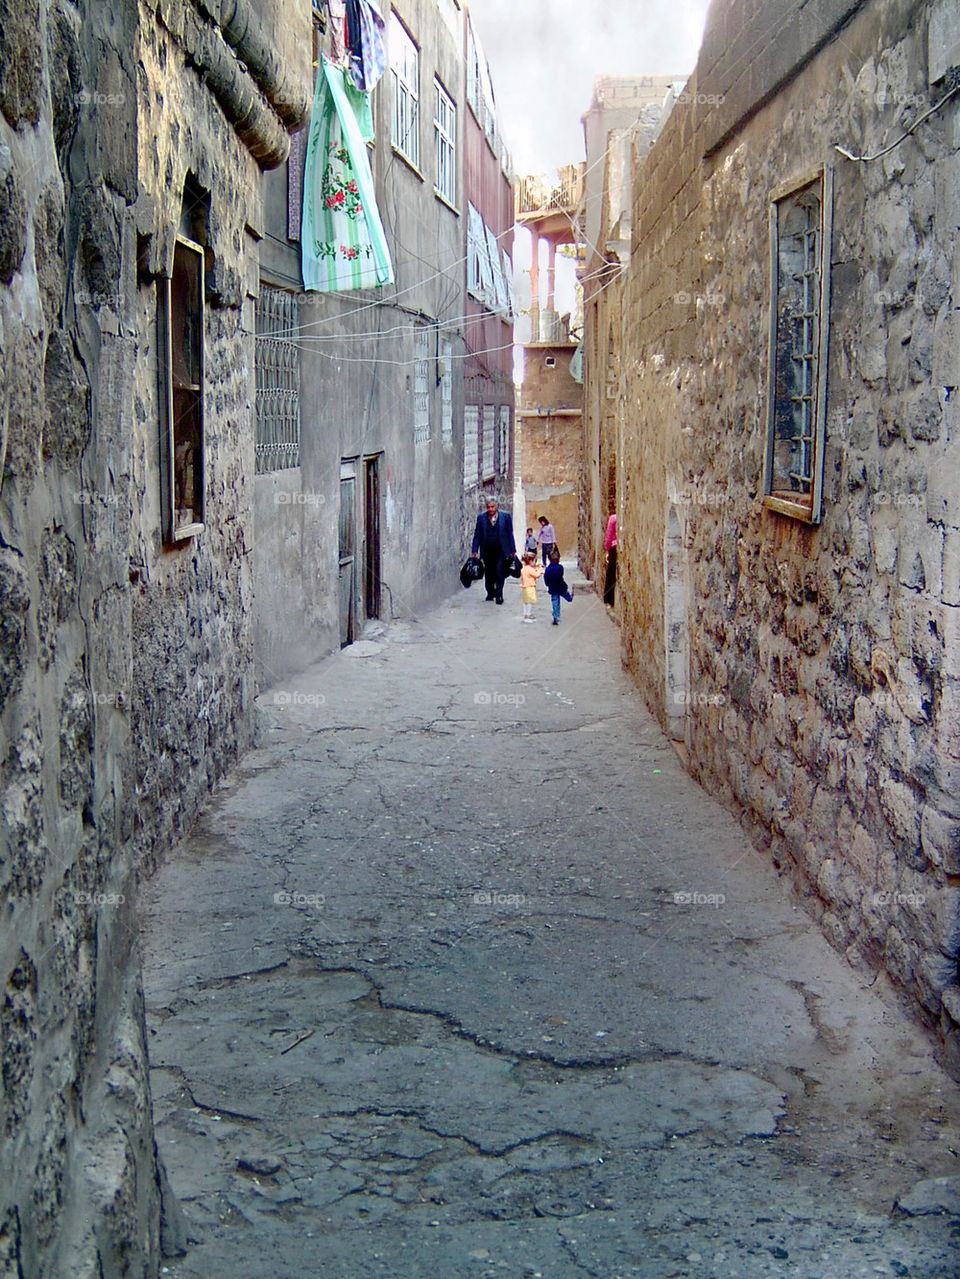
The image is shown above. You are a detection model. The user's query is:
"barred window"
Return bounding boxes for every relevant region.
[434,79,457,206]
[497,404,510,474]
[481,405,494,480]
[390,14,419,168]
[414,324,430,446]
[255,287,301,474]
[440,338,453,447]
[463,404,479,489]
[763,169,832,523]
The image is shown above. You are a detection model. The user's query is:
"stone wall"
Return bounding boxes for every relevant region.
[0,0,309,1271]
[0,1,164,1271]
[607,0,960,1073]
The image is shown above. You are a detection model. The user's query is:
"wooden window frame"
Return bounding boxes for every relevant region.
[433,77,457,207]
[390,13,420,169]
[158,234,205,543]
[762,166,833,524]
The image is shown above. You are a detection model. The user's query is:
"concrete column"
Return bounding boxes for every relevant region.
[529,232,540,340]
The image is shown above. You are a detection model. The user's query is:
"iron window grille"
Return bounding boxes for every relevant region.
[255,288,301,473]
[481,405,495,479]
[497,404,510,474]
[414,324,431,445]
[390,14,420,168]
[440,338,453,447]
[463,404,479,489]
[763,167,833,523]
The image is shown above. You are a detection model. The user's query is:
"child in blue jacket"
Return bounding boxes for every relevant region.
[543,548,573,625]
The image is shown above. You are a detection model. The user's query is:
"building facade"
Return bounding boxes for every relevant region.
[582,0,960,1075]
[254,0,474,675]
[460,7,514,521]
[515,166,584,557]
[578,76,682,587]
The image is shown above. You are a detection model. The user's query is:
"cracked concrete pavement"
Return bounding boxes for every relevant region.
[141,569,960,1277]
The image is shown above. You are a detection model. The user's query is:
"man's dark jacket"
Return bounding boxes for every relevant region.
[471,510,516,560]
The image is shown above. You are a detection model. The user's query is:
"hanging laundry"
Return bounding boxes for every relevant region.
[301,58,394,292]
[344,0,386,93]
[327,0,347,66]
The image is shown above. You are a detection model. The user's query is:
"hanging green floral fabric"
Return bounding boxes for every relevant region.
[301,58,394,292]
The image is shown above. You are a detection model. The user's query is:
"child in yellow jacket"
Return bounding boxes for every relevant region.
[520,552,544,623]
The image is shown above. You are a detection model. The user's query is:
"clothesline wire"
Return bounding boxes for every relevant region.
[258,306,515,346]
[285,337,516,365]
[280,224,516,340]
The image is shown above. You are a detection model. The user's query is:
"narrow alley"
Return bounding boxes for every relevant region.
[143,576,960,1279]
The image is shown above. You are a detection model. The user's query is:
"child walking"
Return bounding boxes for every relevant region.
[543,548,574,625]
[520,551,544,623]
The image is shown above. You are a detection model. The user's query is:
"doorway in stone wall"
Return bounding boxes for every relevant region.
[339,464,357,648]
[364,455,381,621]
[664,506,688,746]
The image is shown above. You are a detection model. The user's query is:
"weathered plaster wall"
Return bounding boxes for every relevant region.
[612,0,960,1072]
[253,0,484,682]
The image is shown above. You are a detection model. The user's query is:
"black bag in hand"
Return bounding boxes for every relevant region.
[460,556,484,587]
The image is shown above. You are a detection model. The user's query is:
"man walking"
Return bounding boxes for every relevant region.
[471,498,516,605]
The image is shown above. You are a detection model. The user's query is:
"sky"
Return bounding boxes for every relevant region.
[465,0,713,175]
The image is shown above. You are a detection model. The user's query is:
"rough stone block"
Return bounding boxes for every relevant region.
[927,437,960,526]
[0,0,43,127]
[878,776,921,847]
[915,950,958,1015]
[898,522,943,596]
[0,158,27,284]
[941,535,960,614]
[884,924,917,987]
[933,309,960,386]
[873,526,898,576]
[936,683,960,760]
[846,823,879,883]
[920,805,960,873]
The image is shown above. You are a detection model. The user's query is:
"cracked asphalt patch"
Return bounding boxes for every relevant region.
[142,572,960,1277]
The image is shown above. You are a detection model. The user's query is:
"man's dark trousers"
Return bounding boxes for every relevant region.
[472,510,515,603]
[481,549,507,601]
